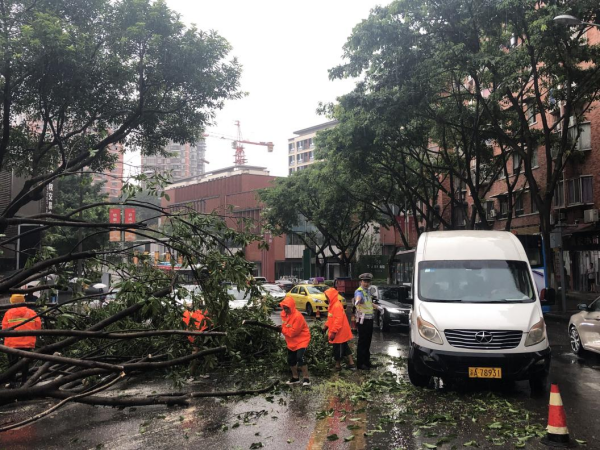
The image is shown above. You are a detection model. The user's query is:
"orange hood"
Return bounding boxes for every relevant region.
[280,296,296,314]
[325,288,340,306]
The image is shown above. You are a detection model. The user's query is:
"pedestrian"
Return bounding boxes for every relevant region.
[354,273,382,370]
[182,304,211,378]
[322,287,355,370]
[279,296,311,386]
[587,263,596,293]
[1,294,42,387]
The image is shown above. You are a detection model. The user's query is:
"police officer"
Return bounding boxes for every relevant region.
[354,273,381,370]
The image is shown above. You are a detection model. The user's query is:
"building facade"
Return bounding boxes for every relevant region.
[92,143,125,201]
[142,140,207,182]
[163,166,284,282]
[418,26,600,292]
[288,120,337,175]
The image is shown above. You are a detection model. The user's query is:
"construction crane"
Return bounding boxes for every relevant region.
[203,121,273,166]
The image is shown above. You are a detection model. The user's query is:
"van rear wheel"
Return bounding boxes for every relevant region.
[408,358,430,387]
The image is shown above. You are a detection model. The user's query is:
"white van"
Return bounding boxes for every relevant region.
[408,231,551,391]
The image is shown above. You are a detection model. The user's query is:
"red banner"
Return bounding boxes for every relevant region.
[109,208,121,242]
[124,208,136,241]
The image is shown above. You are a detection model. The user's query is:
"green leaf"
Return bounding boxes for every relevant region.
[344,435,355,442]
[463,441,478,447]
[327,434,339,441]
[487,422,503,429]
[250,443,263,449]
[575,439,587,445]
[347,424,361,430]
[423,444,437,449]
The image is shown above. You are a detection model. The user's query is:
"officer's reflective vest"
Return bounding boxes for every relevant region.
[355,286,374,316]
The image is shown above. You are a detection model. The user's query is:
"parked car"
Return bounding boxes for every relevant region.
[568,296,600,356]
[371,285,412,331]
[408,231,551,393]
[288,284,347,316]
[275,279,295,292]
[253,276,268,284]
[260,283,286,309]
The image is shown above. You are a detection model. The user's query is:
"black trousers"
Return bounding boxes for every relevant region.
[7,351,31,385]
[356,319,374,367]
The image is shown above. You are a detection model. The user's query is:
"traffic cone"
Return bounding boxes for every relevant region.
[542,384,576,447]
[315,307,321,320]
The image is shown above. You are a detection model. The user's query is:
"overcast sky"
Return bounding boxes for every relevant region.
[129,0,382,177]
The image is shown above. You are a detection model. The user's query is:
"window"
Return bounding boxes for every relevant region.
[486,200,495,220]
[512,152,521,175]
[499,197,509,218]
[515,194,524,216]
[297,154,303,163]
[289,156,294,166]
[530,193,539,214]
[531,148,538,168]
[567,179,581,205]
[553,180,565,208]
[526,101,537,125]
[418,260,535,303]
[582,176,593,203]
[289,168,294,175]
[309,138,314,148]
[568,122,592,152]
[288,143,295,153]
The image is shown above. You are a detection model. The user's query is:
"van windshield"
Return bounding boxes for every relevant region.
[418,260,535,303]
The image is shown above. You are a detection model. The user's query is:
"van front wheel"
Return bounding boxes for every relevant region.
[408,358,430,387]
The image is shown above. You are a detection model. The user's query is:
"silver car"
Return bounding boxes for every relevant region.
[568,296,600,355]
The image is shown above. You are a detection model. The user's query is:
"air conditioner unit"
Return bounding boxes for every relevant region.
[584,209,599,223]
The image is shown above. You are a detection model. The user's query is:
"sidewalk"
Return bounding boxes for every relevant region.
[544,290,600,324]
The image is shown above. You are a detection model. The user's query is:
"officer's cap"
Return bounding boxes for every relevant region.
[359,273,373,281]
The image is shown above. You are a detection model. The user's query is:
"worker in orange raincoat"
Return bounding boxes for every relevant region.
[182,305,211,377]
[2,294,42,386]
[322,288,355,370]
[279,296,311,386]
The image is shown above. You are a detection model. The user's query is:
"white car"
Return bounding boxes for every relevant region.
[260,283,286,299]
[568,296,600,355]
[408,231,551,392]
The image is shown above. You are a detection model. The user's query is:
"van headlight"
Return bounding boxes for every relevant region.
[525,319,546,347]
[417,316,443,345]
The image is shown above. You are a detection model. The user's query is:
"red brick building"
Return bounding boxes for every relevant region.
[420,27,600,291]
[163,166,284,282]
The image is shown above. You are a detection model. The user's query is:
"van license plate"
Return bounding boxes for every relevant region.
[468,367,502,379]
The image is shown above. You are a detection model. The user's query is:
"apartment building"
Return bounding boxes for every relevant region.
[288,120,337,175]
[419,26,600,292]
[92,142,125,200]
[141,140,207,182]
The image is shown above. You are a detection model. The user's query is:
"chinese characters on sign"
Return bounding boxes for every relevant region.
[46,182,54,213]
[109,208,121,242]
[124,208,136,242]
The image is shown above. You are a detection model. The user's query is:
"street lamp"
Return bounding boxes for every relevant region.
[553,14,600,28]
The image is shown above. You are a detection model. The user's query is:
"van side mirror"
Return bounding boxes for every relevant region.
[540,288,556,306]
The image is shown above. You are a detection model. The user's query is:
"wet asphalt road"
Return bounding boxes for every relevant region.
[1,314,599,449]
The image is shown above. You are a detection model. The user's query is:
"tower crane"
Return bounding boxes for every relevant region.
[203,121,274,166]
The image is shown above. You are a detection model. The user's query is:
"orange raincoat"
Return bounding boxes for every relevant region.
[279,296,310,351]
[183,310,210,344]
[324,288,353,344]
[2,306,42,349]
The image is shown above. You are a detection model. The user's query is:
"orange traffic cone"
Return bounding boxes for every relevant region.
[315,307,321,320]
[542,384,576,447]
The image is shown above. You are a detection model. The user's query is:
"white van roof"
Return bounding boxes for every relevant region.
[418,231,527,261]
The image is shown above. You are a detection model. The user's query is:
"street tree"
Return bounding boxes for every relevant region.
[328,0,600,281]
[260,162,375,277]
[0,0,279,415]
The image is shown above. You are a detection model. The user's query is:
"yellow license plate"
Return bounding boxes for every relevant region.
[468,367,502,379]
